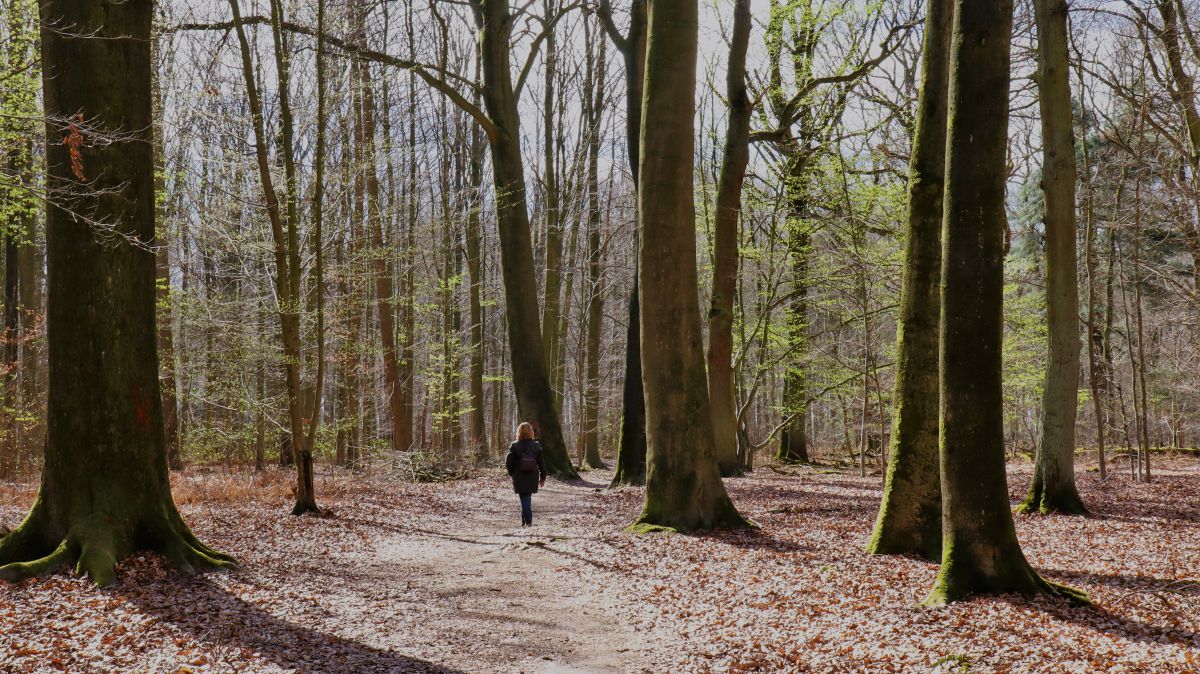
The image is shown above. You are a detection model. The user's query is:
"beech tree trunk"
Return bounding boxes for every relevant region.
[707,0,752,478]
[867,0,952,562]
[472,0,577,478]
[581,17,607,471]
[466,125,489,458]
[0,0,233,585]
[631,0,747,533]
[924,0,1082,605]
[540,2,567,413]
[604,0,649,487]
[1020,0,1086,515]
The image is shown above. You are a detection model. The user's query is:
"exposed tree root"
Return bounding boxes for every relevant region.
[0,511,236,586]
[291,501,324,517]
[0,539,74,583]
[629,499,757,534]
[923,564,1091,607]
[580,458,608,472]
[1016,491,1090,516]
[625,522,678,535]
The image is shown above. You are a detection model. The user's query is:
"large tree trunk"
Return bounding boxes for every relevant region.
[605,0,648,487]
[1020,0,1085,515]
[866,0,952,562]
[924,0,1082,605]
[474,0,577,478]
[707,0,753,478]
[631,0,747,533]
[0,0,232,586]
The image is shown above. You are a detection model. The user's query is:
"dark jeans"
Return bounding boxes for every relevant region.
[518,492,533,525]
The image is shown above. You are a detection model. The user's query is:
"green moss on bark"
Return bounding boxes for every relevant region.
[925,0,1083,605]
[866,0,951,563]
[0,0,233,586]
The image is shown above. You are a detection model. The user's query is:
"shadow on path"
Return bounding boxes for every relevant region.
[117,573,466,673]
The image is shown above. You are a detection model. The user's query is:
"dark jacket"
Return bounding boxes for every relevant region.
[505,439,547,494]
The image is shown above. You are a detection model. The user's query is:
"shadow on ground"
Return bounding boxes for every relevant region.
[117,572,465,673]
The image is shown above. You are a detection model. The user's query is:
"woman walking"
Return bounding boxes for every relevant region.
[505,422,547,527]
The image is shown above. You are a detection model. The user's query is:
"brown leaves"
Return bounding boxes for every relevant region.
[62,112,85,181]
[0,460,1197,672]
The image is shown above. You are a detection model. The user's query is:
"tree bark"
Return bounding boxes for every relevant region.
[472,0,577,478]
[603,0,649,487]
[924,0,1083,605]
[866,0,952,561]
[1076,53,1106,482]
[0,0,233,585]
[581,16,607,471]
[707,0,753,478]
[229,0,318,513]
[631,0,748,533]
[540,0,567,413]
[776,161,810,465]
[352,4,403,455]
[1020,0,1085,515]
[466,124,489,459]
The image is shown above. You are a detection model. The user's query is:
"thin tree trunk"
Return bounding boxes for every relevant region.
[707,0,753,478]
[581,16,607,470]
[466,124,488,459]
[353,3,402,455]
[601,0,648,487]
[229,0,317,513]
[1075,47,1106,482]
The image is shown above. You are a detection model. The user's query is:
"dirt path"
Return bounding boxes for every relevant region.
[346,472,662,673]
[1,468,667,674]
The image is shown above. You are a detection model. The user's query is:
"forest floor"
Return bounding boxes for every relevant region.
[0,454,1198,673]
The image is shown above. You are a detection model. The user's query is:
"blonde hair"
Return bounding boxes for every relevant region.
[516,422,535,441]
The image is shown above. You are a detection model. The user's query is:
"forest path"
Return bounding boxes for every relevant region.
[359,470,659,673]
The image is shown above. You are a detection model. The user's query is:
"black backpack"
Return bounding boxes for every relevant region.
[517,445,539,473]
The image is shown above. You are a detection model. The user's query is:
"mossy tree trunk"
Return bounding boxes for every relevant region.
[776,160,810,465]
[707,0,753,478]
[924,0,1083,606]
[632,0,748,533]
[866,0,952,562]
[600,0,649,487]
[0,0,233,586]
[472,0,577,479]
[1020,0,1086,516]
